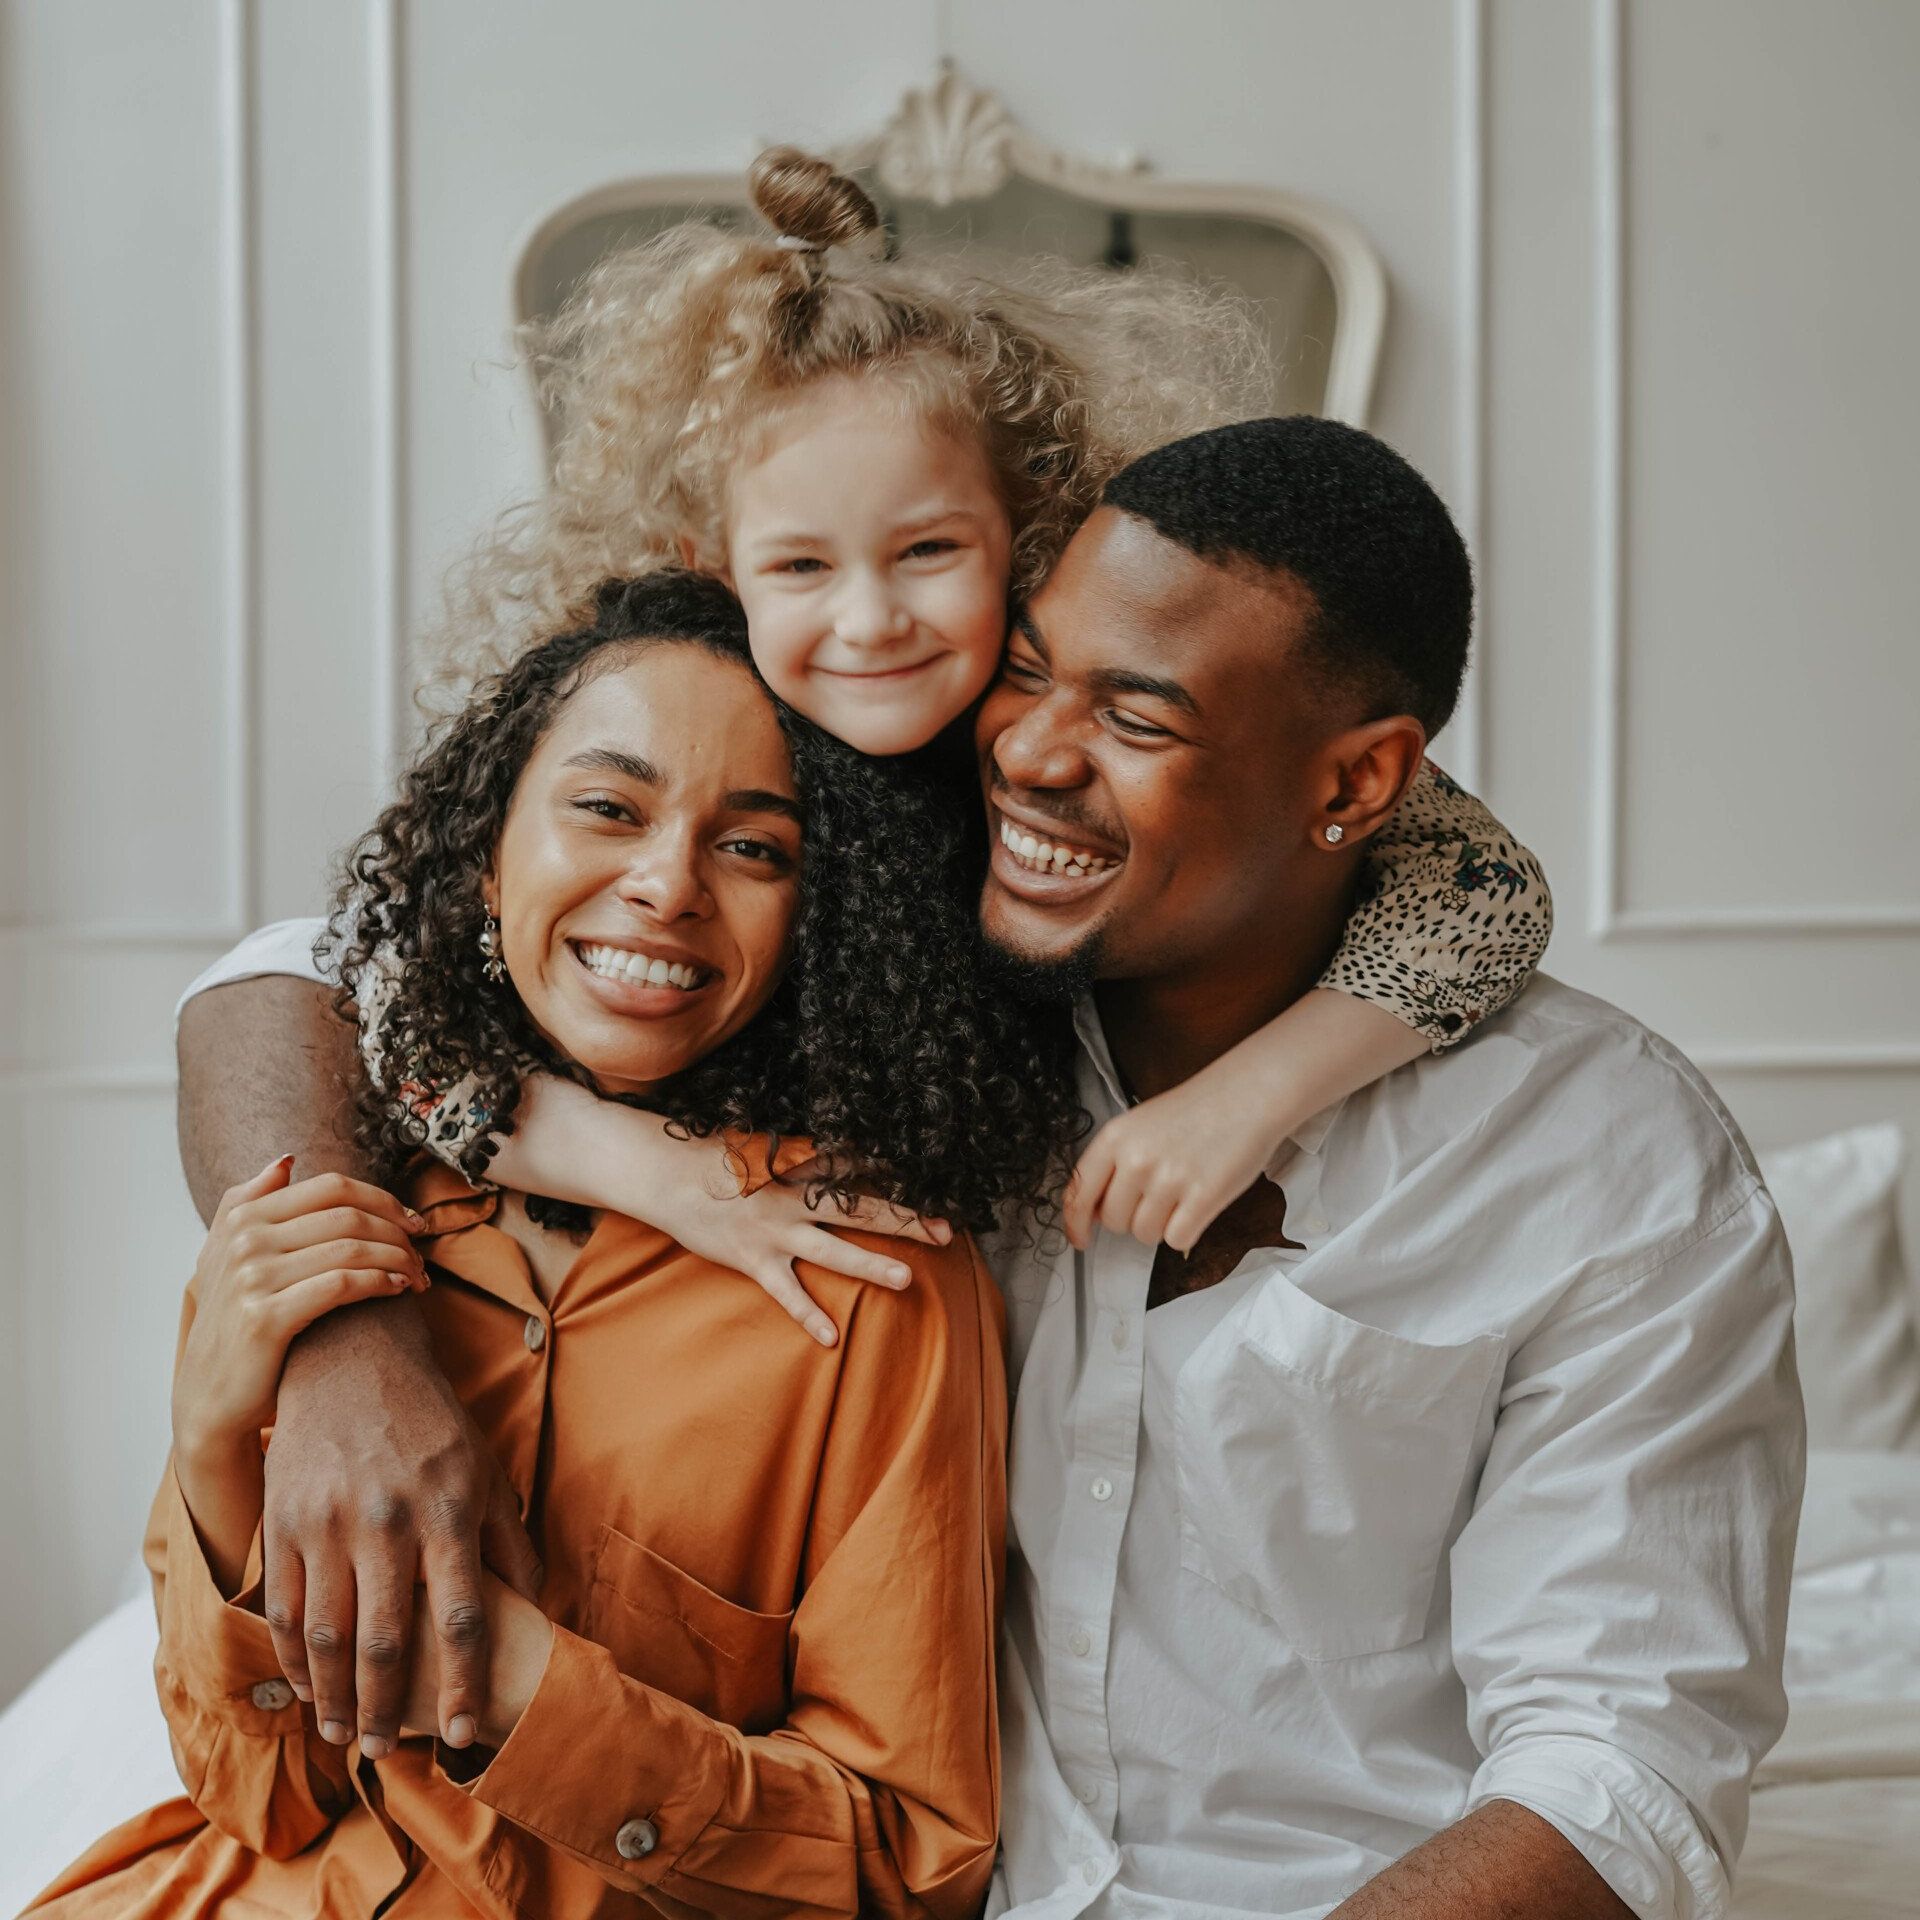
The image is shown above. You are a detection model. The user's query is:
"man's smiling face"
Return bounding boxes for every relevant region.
[975,506,1330,989]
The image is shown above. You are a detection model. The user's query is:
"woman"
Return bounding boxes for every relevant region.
[30,572,1082,1919]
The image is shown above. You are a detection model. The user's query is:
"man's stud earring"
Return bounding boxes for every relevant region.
[478,911,506,983]
[1323,823,1346,845]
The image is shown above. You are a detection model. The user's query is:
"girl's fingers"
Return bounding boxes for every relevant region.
[1062,1147,1113,1251]
[1161,1194,1221,1257]
[271,1268,418,1339]
[821,1194,951,1246]
[1095,1164,1148,1241]
[1126,1191,1179,1251]
[794,1229,913,1291]
[1161,1208,1201,1257]
[751,1261,839,1348]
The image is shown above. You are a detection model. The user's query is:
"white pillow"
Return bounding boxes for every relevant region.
[1759,1124,1919,1453]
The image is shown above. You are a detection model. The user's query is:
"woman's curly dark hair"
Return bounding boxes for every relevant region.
[327,571,1084,1232]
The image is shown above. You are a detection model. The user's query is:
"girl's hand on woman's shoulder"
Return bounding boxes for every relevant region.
[172,1156,430,1459]
[662,1144,953,1349]
[484,1077,951,1350]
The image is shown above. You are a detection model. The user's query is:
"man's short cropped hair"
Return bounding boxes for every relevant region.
[1101,415,1472,735]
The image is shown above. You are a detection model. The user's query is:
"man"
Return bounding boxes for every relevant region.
[176,418,1802,1918]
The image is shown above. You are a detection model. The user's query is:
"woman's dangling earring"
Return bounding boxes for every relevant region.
[478,910,506,983]
[1323,823,1346,846]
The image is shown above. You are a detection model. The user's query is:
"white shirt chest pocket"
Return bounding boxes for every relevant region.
[1173,1275,1504,1662]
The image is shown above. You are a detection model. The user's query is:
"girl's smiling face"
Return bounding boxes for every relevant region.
[724,376,1015,755]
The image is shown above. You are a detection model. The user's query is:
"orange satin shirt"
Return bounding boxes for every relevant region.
[30,1149,1007,1919]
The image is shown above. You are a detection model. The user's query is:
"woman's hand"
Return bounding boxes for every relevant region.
[172,1155,430,1460]
[398,1572,553,1751]
[491,1074,952,1346]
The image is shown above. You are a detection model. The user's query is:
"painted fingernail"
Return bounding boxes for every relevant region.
[887,1265,912,1287]
[360,1733,391,1760]
[931,1220,953,1243]
[446,1713,475,1748]
[321,1719,351,1744]
[811,1319,837,1347]
[260,1153,293,1178]
[404,1209,427,1231]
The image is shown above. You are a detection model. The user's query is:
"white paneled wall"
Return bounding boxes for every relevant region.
[2,0,1916,1705]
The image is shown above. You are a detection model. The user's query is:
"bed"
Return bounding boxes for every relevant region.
[1733,1447,1920,1918]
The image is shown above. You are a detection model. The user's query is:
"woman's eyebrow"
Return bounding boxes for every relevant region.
[564,747,658,784]
[727,788,805,826]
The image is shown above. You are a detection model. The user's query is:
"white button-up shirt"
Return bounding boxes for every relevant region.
[985,976,1802,1920]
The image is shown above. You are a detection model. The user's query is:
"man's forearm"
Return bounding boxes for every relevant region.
[177,975,367,1222]
[1330,1801,1634,1920]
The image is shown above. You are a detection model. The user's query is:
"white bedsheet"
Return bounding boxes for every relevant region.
[4,1451,1917,1918]
[1733,1448,1920,1919]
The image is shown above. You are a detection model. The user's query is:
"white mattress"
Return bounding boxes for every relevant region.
[1732,1448,1920,1919]
[4,1450,1917,1919]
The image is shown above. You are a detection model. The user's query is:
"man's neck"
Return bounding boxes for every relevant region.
[1094,878,1356,1101]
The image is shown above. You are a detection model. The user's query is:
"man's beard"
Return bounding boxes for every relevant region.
[977,922,1104,1006]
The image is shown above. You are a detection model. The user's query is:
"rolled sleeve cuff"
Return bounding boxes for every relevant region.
[174,917,337,1026]
[457,1621,731,1891]
[154,1466,306,1739]
[1468,1735,1730,1920]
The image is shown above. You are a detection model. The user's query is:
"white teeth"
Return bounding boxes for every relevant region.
[998,816,1119,876]
[577,943,707,990]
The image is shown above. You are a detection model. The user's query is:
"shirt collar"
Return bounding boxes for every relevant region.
[1072,996,1348,1162]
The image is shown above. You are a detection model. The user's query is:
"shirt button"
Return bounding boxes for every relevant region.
[614,1817,658,1860]
[250,1678,293,1711]
[1109,1316,1128,1351]
[524,1315,547,1352]
[1068,1627,1093,1657]
[1078,1782,1098,1805]
[1300,1212,1329,1237]
[1089,1476,1113,1503]
[1082,1860,1101,1885]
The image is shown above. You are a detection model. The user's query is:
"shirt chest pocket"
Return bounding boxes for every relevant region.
[586,1524,795,1733]
[1173,1276,1503,1662]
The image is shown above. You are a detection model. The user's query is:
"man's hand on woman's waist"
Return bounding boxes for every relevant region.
[264,1303,544,1756]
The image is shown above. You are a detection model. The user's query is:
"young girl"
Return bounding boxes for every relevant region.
[373,146,1550,1340]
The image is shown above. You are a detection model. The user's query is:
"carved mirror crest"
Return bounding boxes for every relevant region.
[515,66,1387,452]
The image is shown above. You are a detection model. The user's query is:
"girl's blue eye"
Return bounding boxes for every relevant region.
[904,538,959,560]
[776,556,827,575]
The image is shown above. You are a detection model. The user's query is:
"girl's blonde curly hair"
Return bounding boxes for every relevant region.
[436,146,1274,672]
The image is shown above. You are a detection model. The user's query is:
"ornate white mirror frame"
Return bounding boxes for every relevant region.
[512,67,1388,436]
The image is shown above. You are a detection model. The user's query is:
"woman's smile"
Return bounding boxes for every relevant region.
[568,937,721,1014]
[488,646,801,1097]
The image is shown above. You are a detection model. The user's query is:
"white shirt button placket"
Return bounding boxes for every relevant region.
[1052,1236,1148,1873]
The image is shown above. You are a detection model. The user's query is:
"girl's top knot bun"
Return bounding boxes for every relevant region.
[748,145,882,252]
